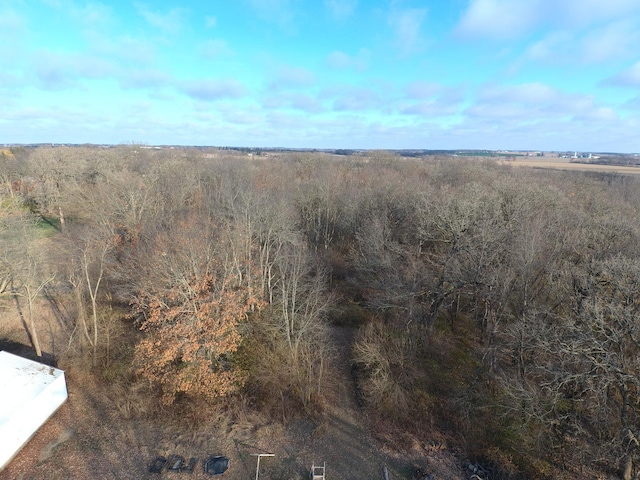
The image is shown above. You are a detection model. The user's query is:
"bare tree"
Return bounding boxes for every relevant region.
[0,148,26,199]
[1,200,54,357]
[59,224,115,365]
[247,237,332,414]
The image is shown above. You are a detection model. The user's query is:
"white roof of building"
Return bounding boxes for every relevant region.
[0,350,68,471]
[0,351,63,425]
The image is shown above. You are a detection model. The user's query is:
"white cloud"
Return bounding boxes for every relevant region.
[135,3,187,34]
[0,8,26,33]
[263,92,323,113]
[400,84,465,117]
[0,8,27,62]
[325,49,369,70]
[0,71,22,95]
[40,0,65,8]
[579,19,640,63]
[181,79,246,101]
[464,82,619,132]
[222,110,262,126]
[558,0,640,27]
[265,111,309,130]
[623,95,640,110]
[603,61,640,88]
[388,7,428,55]
[88,34,158,67]
[404,81,444,99]
[326,51,351,69]
[268,65,315,90]
[70,2,113,30]
[455,0,542,40]
[525,31,573,62]
[18,35,170,95]
[479,82,559,105]
[199,39,234,60]
[328,85,382,111]
[288,93,322,112]
[205,16,217,28]
[525,19,640,66]
[119,69,172,90]
[31,50,114,90]
[248,0,298,29]
[324,0,357,20]
[401,100,460,117]
[456,0,640,42]
[574,106,618,122]
[209,102,262,126]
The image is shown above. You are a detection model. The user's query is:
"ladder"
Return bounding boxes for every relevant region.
[311,462,326,480]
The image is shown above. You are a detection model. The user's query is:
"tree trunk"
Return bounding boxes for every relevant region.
[58,205,65,231]
[13,287,43,357]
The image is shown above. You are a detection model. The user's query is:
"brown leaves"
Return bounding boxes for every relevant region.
[130,214,264,405]
[134,272,260,404]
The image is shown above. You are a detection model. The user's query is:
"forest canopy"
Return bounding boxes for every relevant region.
[2,145,640,479]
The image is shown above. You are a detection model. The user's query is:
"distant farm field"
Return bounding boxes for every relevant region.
[500,156,640,175]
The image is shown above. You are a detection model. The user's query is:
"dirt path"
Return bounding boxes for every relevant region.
[256,326,467,480]
[215,325,409,479]
[274,325,409,479]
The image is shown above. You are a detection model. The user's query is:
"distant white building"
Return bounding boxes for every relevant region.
[0,351,68,471]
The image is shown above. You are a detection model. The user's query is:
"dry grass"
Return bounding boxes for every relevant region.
[0,305,470,479]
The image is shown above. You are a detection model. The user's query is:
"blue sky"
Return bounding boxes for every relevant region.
[2,0,640,151]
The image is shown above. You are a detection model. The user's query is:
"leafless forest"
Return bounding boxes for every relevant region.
[3,146,640,479]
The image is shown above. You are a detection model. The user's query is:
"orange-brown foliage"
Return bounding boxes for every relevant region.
[131,217,264,405]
